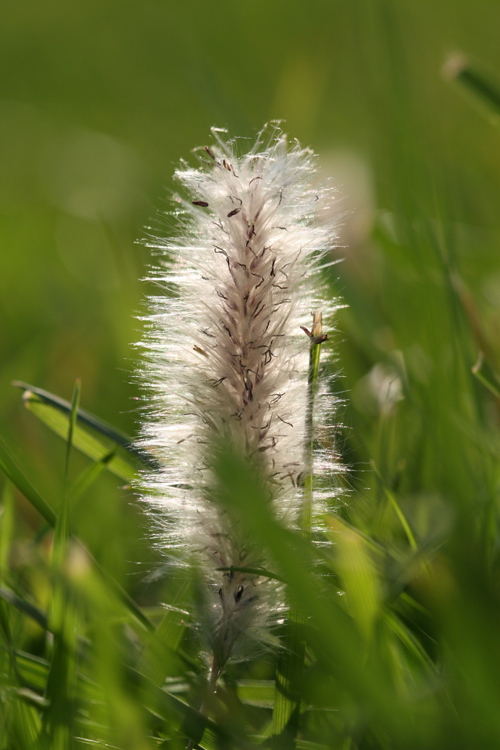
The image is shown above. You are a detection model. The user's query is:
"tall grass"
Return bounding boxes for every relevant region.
[2,3,500,748]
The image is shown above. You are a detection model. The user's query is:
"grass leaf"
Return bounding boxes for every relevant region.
[472,351,500,399]
[0,435,56,527]
[13,382,143,481]
[444,52,500,126]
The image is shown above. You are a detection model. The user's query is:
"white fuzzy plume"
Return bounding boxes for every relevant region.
[138,125,341,676]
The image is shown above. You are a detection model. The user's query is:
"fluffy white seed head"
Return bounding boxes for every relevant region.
[138,125,342,672]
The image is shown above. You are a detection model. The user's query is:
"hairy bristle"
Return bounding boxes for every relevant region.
[137,124,342,672]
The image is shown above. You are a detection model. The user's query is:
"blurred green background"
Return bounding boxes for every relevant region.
[2,1,500,746]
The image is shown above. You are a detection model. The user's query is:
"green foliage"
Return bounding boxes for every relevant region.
[2,0,500,747]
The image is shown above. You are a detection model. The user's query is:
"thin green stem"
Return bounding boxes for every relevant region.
[301,311,328,538]
[272,311,327,746]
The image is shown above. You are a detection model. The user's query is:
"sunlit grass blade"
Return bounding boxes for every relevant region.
[64,379,81,491]
[236,680,275,708]
[327,518,382,642]
[323,513,386,557]
[15,688,50,711]
[472,351,500,399]
[443,52,500,126]
[13,380,148,464]
[43,379,80,749]
[17,387,137,482]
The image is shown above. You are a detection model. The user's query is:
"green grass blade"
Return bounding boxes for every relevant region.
[13,380,146,463]
[301,311,328,537]
[0,481,14,580]
[329,522,382,641]
[69,451,115,505]
[15,688,50,711]
[0,482,43,748]
[371,461,418,552]
[18,389,137,482]
[236,680,275,708]
[472,352,500,399]
[0,435,56,526]
[64,379,81,492]
[43,602,78,748]
[444,53,500,126]
[214,446,410,736]
[384,611,436,673]
[272,609,304,746]
[0,431,153,635]
[273,312,328,744]
[1,699,42,749]
[139,584,190,686]
[14,650,100,706]
[43,380,80,749]
[124,665,236,748]
[0,585,48,630]
[15,651,51,693]
[34,451,116,545]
